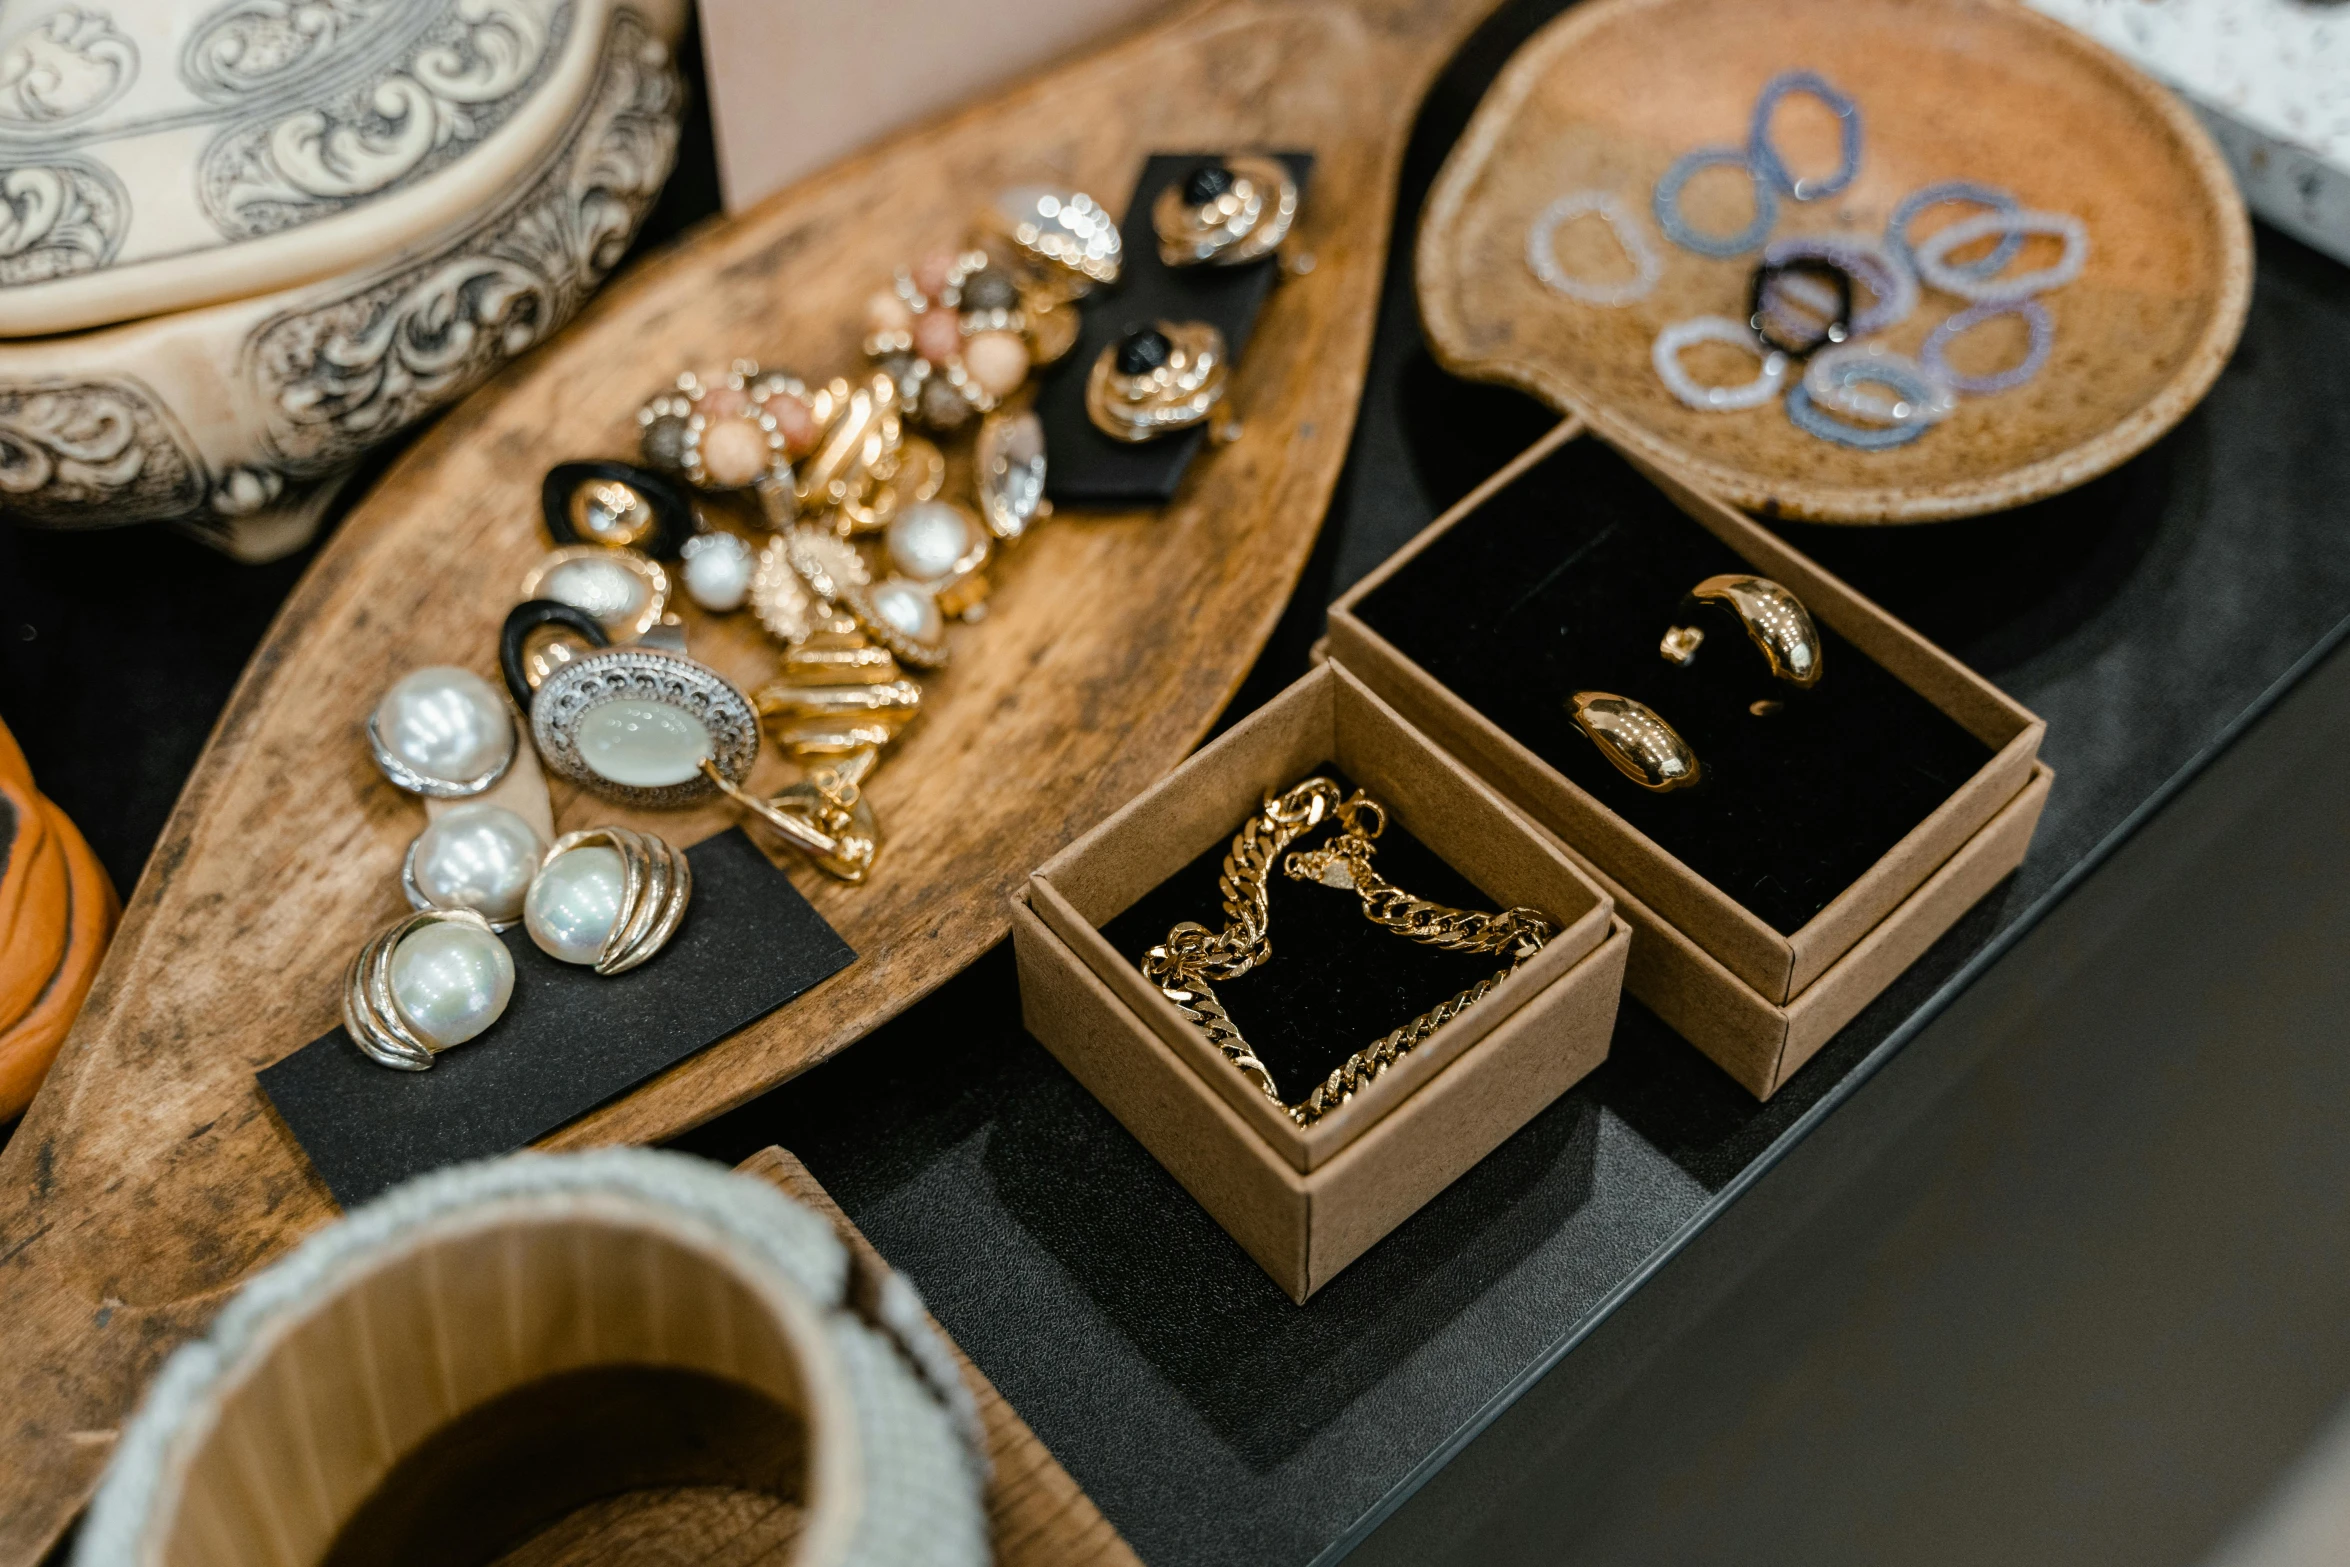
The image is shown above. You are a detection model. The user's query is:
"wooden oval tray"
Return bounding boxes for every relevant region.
[0,0,1498,1556]
[1417,0,2253,523]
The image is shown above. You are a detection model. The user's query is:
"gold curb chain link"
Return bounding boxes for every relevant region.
[1142,777,1556,1127]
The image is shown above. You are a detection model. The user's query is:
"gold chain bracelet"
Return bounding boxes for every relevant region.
[1141,778,1556,1127]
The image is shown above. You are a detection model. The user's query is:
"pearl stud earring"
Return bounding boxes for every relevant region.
[403,802,547,928]
[524,827,692,976]
[343,908,517,1070]
[368,667,517,797]
[679,529,756,613]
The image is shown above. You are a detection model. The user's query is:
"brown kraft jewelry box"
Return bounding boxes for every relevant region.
[1324,422,2051,1099]
[1012,661,1629,1302]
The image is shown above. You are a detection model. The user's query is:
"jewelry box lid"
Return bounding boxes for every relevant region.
[0,0,618,337]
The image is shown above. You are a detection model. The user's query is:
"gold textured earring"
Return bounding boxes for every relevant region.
[1154,156,1298,267]
[1085,321,1230,443]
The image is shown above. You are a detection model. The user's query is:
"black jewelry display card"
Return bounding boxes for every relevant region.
[1038,151,1313,507]
[1352,439,1995,934]
[261,830,855,1208]
[1098,766,1504,1103]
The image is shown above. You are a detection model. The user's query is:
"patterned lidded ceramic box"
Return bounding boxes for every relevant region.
[0,0,690,557]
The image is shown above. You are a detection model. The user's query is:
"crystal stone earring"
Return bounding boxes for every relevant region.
[499,600,761,811]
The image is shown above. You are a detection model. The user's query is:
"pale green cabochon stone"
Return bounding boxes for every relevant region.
[574,698,713,787]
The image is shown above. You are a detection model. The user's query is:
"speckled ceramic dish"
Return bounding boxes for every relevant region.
[1417,0,2253,523]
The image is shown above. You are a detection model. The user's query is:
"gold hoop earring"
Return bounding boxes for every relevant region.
[1567,692,1701,793]
[1659,574,1824,690]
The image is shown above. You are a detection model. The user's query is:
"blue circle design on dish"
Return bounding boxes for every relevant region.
[1747,70,1864,202]
[1653,145,1778,259]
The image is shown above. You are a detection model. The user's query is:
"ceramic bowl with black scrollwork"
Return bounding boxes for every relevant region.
[0,0,689,560]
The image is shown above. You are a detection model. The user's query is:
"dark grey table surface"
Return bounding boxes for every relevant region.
[671,5,2350,1564]
[7,4,2350,1564]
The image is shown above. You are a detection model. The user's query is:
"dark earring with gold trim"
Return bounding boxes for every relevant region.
[1154,156,1297,268]
[1568,692,1701,793]
[541,461,694,557]
[497,600,761,811]
[1086,321,1229,443]
[1660,574,1824,695]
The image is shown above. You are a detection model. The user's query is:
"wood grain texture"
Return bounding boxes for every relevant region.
[0,1,1499,1559]
[738,1148,1143,1567]
[1417,0,2252,522]
[490,1489,807,1567]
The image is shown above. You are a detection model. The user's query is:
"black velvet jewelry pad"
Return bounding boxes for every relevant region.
[1351,440,1994,935]
[1098,767,1516,1105]
[260,829,854,1209]
[1037,152,1313,507]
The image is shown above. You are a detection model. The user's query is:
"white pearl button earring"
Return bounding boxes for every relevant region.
[344,908,517,1070]
[368,667,518,797]
[403,802,547,928]
[524,826,693,975]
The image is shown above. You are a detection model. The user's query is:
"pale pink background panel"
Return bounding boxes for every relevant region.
[699,0,1164,211]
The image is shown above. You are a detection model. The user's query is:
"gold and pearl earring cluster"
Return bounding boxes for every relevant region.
[622,186,1116,885]
[349,669,694,1071]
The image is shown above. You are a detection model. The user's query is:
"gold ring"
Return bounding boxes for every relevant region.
[1660,574,1824,690]
[1085,321,1229,443]
[1567,692,1701,792]
[1153,156,1297,267]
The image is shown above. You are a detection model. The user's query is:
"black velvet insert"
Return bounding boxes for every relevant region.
[261,829,854,1208]
[1098,767,1524,1104]
[1352,441,1994,934]
[1038,152,1313,507]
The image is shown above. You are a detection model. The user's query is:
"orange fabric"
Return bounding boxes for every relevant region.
[0,713,122,1119]
[0,798,118,1119]
[0,771,67,1027]
[0,717,29,790]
